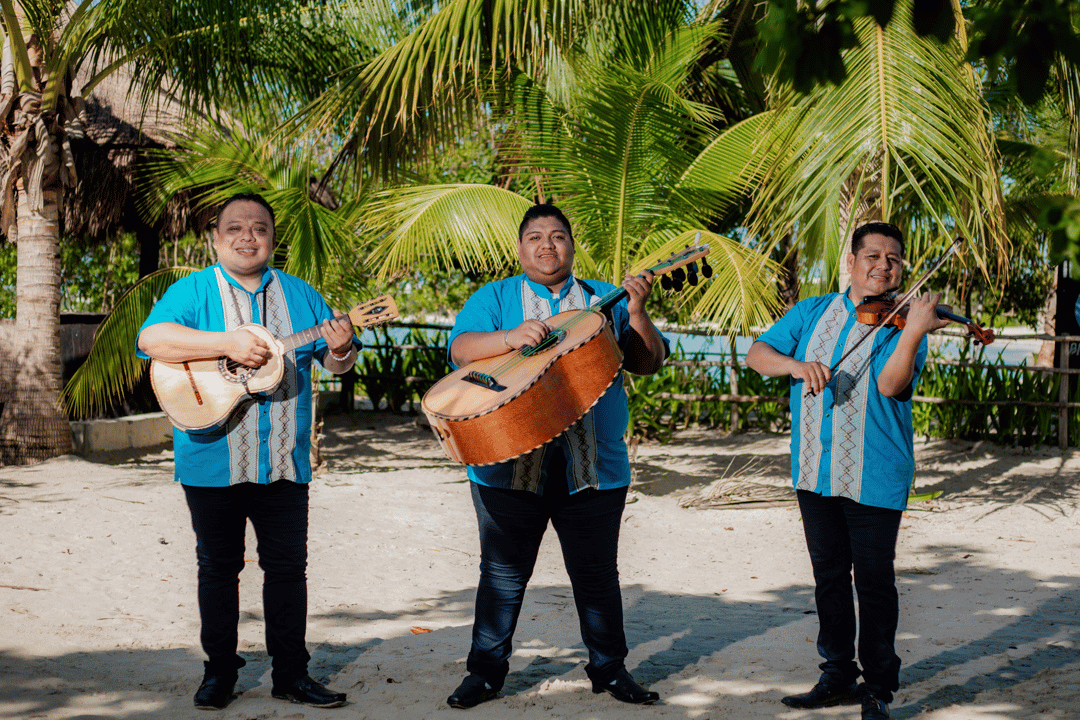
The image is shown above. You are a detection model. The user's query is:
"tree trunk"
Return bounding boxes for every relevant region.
[836,162,883,293]
[0,182,70,464]
[777,232,799,310]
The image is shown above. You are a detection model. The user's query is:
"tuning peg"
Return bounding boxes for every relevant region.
[673,267,686,284]
[687,269,698,286]
[701,258,713,278]
[661,274,673,291]
[672,276,684,292]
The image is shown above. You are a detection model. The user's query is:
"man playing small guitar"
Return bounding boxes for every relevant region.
[445,203,668,709]
[136,193,352,711]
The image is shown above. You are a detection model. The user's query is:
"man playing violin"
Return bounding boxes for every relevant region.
[444,203,668,709]
[745,222,949,720]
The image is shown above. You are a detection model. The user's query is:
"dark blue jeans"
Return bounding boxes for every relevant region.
[183,481,311,685]
[467,477,629,688]
[797,489,903,703]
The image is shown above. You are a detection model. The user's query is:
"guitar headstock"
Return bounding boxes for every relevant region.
[650,245,711,277]
[348,295,399,329]
[648,237,712,292]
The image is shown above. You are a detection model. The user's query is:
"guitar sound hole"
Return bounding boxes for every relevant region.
[219,357,258,384]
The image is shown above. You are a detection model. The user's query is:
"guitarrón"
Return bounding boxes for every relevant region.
[422,245,711,466]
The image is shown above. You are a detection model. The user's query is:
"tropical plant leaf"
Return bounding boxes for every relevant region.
[62,267,197,418]
[361,183,532,281]
[744,0,1008,287]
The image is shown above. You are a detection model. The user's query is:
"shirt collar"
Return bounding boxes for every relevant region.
[842,286,856,310]
[216,264,273,294]
[524,273,575,300]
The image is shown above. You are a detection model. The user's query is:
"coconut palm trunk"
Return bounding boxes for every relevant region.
[1,180,70,463]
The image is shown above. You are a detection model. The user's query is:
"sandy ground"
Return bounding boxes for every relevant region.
[1,410,1078,720]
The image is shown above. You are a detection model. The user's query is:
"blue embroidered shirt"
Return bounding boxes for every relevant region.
[756,291,928,510]
[137,265,338,487]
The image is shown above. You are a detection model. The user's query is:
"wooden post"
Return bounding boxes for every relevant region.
[729,333,740,431]
[1060,337,1070,449]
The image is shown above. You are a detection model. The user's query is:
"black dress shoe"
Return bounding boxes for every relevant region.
[447,673,498,709]
[861,694,891,719]
[781,679,859,708]
[271,675,346,708]
[193,674,236,710]
[592,668,659,705]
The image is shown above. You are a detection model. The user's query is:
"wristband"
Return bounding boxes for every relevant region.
[328,345,354,361]
[503,330,511,348]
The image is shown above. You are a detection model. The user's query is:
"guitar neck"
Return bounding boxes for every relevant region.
[279,325,325,353]
[272,295,400,353]
[591,286,630,314]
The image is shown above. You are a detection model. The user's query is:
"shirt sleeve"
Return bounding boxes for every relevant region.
[756,299,811,357]
[870,326,929,401]
[134,276,201,360]
[447,282,502,369]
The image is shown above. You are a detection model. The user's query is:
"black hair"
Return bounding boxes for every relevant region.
[851,222,904,255]
[216,192,276,229]
[518,203,573,242]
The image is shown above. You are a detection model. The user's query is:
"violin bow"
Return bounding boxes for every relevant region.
[828,237,962,374]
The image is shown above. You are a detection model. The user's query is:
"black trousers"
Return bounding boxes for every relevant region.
[797,489,903,703]
[466,472,629,688]
[183,481,310,685]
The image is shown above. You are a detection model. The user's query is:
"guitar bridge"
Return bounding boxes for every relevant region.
[465,371,506,391]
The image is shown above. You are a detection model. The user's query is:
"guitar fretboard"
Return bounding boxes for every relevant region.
[280,326,327,353]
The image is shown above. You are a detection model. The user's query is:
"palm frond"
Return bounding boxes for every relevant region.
[62,267,197,419]
[514,21,722,281]
[676,111,776,219]
[746,0,1007,284]
[362,183,531,281]
[81,0,364,118]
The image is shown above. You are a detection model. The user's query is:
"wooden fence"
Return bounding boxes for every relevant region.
[657,328,1080,449]
[344,324,1080,448]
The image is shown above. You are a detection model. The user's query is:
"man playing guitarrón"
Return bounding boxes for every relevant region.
[137,193,354,711]
[444,203,668,709]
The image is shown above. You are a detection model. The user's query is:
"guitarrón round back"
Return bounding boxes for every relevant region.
[421,310,623,466]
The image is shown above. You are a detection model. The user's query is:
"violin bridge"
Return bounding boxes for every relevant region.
[465,371,506,392]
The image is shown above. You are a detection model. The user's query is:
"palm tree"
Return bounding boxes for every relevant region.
[304,0,782,332]
[712,0,1009,298]
[0,0,355,464]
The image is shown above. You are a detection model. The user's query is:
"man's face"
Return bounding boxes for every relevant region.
[518,215,574,290]
[213,200,274,281]
[847,233,903,300]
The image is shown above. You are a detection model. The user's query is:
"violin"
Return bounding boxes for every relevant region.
[855,296,995,345]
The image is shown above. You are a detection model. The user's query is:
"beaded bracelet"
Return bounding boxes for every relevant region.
[328,345,354,361]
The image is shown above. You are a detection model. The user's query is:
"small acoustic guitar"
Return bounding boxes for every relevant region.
[422,246,711,466]
[151,295,398,432]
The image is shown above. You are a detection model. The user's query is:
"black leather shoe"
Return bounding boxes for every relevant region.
[193,674,236,710]
[861,694,891,719]
[781,680,859,708]
[591,668,660,705]
[271,675,346,708]
[447,674,498,709]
